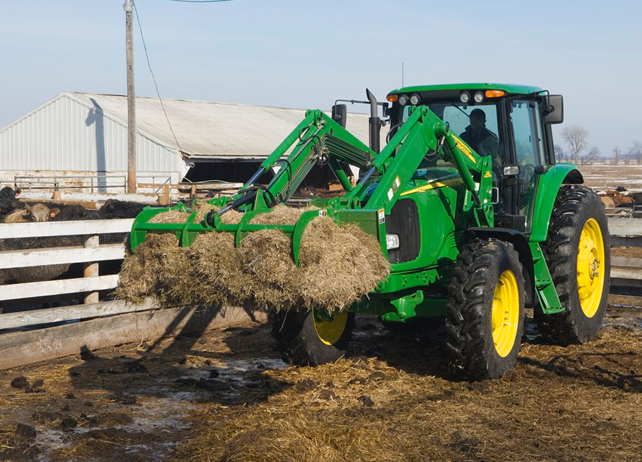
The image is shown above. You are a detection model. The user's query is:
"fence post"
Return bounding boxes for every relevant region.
[83,235,100,304]
[52,180,61,200]
[158,184,171,206]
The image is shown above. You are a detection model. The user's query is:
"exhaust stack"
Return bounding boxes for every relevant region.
[366,88,381,154]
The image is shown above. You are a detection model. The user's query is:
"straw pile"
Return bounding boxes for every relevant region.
[117,212,389,313]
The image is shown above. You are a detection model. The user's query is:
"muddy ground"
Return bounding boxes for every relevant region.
[1,298,641,462]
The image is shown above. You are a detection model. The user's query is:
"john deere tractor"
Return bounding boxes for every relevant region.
[129,83,610,379]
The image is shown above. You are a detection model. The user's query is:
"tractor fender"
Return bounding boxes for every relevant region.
[465,227,535,309]
[529,164,583,243]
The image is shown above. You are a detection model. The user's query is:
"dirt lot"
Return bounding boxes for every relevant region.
[1,300,641,462]
[580,164,642,190]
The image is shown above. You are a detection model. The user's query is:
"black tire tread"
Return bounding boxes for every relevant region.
[270,310,354,366]
[537,185,610,344]
[446,238,525,380]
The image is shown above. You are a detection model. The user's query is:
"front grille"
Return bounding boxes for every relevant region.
[386,199,420,264]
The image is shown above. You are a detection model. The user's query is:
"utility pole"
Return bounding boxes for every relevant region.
[124,0,137,193]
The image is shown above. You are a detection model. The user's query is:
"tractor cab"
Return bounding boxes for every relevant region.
[385,84,565,233]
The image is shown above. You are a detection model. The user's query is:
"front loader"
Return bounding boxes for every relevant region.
[129,83,610,379]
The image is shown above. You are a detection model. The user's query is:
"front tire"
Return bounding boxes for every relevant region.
[537,186,610,344]
[270,310,354,366]
[446,238,525,380]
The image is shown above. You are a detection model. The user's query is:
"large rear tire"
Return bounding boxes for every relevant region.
[446,238,525,380]
[536,186,610,344]
[270,310,354,366]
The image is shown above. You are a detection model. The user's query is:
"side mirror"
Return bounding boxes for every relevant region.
[543,95,564,124]
[331,104,347,128]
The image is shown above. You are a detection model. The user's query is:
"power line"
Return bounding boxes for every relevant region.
[132,1,183,153]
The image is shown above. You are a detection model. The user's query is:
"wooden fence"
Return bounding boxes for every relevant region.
[609,217,642,288]
[0,219,264,370]
[0,217,640,370]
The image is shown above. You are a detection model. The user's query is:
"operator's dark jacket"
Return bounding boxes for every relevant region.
[460,125,500,161]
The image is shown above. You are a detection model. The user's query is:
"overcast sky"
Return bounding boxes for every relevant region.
[1,0,640,157]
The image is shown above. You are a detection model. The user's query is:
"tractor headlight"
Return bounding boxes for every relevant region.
[473,91,484,103]
[410,93,421,105]
[398,94,409,106]
[460,91,471,103]
[386,234,400,250]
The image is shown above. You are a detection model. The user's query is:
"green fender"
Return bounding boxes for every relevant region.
[529,163,583,242]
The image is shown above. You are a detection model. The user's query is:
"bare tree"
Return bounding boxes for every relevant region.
[580,146,599,165]
[628,141,642,165]
[612,147,621,165]
[554,144,566,162]
[562,125,589,164]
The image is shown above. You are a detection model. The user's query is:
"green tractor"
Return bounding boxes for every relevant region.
[129,83,610,379]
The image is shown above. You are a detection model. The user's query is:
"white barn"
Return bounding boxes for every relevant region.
[0,92,380,190]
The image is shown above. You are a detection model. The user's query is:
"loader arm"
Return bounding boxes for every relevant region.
[214,109,376,219]
[218,105,493,229]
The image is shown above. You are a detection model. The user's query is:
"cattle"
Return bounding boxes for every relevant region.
[598,190,636,208]
[1,203,75,284]
[0,187,21,219]
[98,199,146,219]
[2,203,60,223]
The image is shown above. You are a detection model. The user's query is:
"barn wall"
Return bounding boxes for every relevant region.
[0,94,185,176]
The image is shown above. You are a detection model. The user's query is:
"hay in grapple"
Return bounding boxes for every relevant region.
[146,200,244,226]
[148,210,190,224]
[237,229,301,311]
[186,232,245,306]
[299,217,390,313]
[115,233,190,304]
[249,205,317,225]
[117,209,391,313]
[192,202,243,225]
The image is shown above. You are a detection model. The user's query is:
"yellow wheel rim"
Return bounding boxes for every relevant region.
[577,218,605,318]
[313,311,348,346]
[491,270,520,358]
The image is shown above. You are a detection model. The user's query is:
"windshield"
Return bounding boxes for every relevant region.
[400,101,503,174]
[401,101,499,138]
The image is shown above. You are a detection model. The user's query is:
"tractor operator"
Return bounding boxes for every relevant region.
[460,109,500,167]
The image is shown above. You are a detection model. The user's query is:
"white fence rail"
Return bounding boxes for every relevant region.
[0,219,132,303]
[609,217,642,287]
[0,218,263,371]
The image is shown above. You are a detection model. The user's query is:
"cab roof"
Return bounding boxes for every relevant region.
[388,83,544,96]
